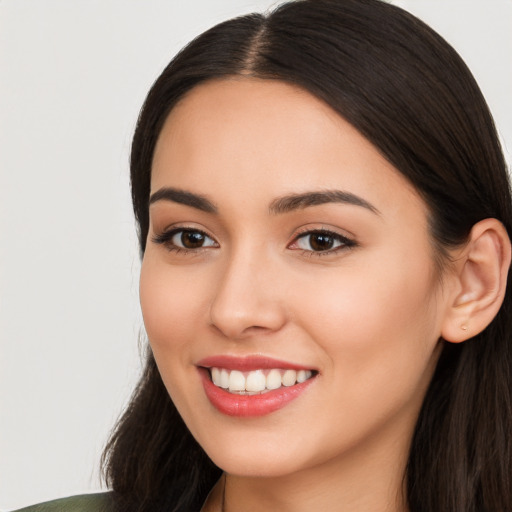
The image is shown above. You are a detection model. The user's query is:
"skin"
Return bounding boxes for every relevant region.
[140,78,459,512]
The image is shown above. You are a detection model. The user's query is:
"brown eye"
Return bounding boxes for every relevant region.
[293,230,354,253]
[179,230,207,248]
[167,229,217,250]
[308,233,335,251]
[150,228,218,252]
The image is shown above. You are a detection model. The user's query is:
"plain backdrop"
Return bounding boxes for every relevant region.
[1,0,511,509]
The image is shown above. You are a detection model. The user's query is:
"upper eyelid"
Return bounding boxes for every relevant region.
[289,227,357,252]
[295,227,345,237]
[294,231,353,242]
[155,224,217,238]
[151,226,218,246]
[292,226,355,241]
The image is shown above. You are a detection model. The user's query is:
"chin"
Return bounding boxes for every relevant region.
[193,425,315,478]
[208,451,305,478]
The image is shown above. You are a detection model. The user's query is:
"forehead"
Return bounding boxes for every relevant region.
[151,78,425,220]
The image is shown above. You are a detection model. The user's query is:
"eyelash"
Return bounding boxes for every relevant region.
[151,227,357,256]
[151,227,217,255]
[291,228,357,257]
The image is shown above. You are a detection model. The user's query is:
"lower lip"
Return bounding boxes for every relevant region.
[199,368,316,417]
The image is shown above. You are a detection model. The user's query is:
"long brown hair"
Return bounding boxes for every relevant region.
[102,1,512,510]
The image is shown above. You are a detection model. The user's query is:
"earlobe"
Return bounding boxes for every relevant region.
[441,218,511,343]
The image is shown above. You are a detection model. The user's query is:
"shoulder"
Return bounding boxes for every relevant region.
[10,492,114,512]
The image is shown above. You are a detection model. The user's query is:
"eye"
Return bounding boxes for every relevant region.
[171,230,216,249]
[152,228,218,252]
[289,229,355,254]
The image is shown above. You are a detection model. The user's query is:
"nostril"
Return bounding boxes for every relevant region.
[209,321,269,340]
[209,304,286,340]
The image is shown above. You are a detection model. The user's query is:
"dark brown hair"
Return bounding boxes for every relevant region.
[102,1,512,510]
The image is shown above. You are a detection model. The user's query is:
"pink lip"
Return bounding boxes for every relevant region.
[197,356,317,417]
[197,355,314,372]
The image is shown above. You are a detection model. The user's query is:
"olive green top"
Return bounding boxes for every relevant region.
[11,493,114,512]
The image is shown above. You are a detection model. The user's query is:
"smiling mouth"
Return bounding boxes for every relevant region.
[208,367,316,395]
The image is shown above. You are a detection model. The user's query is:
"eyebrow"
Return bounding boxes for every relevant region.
[148,187,379,216]
[149,187,217,213]
[269,190,379,215]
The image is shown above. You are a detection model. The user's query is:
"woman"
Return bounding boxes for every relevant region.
[15,0,512,510]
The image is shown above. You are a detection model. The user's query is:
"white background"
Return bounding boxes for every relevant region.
[1,0,510,509]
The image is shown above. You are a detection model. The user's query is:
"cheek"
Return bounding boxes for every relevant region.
[295,265,441,455]
[139,256,215,423]
[296,255,440,393]
[139,256,208,355]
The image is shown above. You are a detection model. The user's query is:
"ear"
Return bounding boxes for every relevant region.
[441,218,511,343]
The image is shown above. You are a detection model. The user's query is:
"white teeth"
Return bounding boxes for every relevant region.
[246,370,266,392]
[297,369,308,383]
[211,367,221,386]
[282,369,297,387]
[266,369,282,390]
[229,370,246,392]
[219,369,230,389]
[209,367,314,393]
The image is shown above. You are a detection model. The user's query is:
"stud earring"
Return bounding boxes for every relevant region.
[461,324,468,331]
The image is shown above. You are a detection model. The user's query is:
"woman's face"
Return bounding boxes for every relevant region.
[140,78,451,478]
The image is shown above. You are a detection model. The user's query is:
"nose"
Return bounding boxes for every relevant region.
[209,249,287,340]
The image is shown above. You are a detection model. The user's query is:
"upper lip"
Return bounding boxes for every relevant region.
[197,355,316,372]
